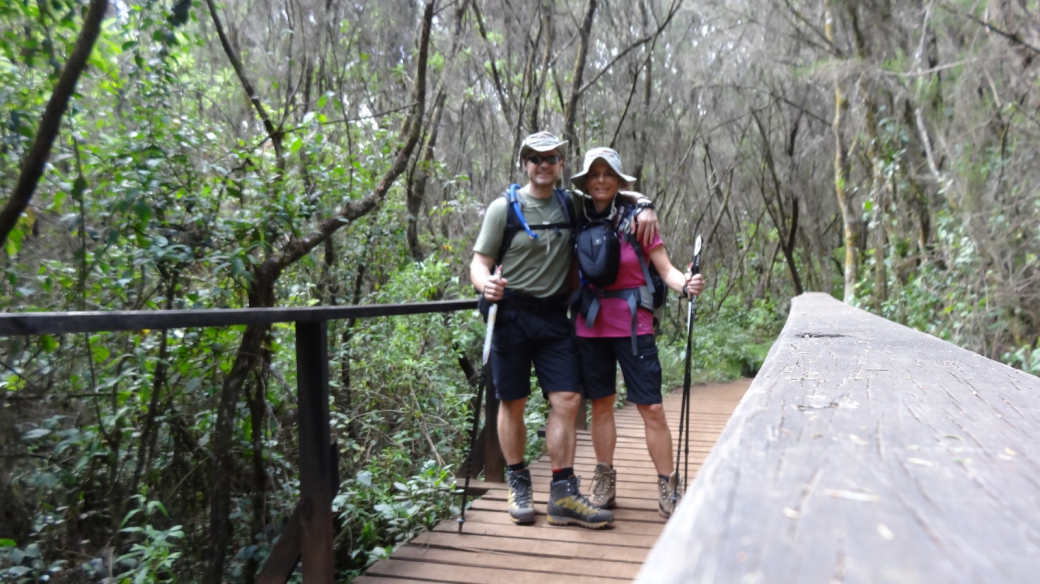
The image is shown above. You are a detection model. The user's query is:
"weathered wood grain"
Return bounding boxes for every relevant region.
[637,293,1040,584]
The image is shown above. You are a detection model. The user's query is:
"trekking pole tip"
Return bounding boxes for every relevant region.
[456,516,465,533]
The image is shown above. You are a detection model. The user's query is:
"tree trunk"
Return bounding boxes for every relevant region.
[528,0,554,133]
[825,0,858,302]
[203,273,276,584]
[563,0,599,165]
[242,346,271,584]
[0,0,108,248]
[201,3,434,578]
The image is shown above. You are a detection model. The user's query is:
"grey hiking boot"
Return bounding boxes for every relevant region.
[547,476,614,529]
[658,471,681,518]
[588,462,616,509]
[506,468,536,524]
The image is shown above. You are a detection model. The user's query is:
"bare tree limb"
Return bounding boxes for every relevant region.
[563,0,599,160]
[204,0,285,165]
[0,0,108,250]
[939,2,1040,55]
[576,0,682,96]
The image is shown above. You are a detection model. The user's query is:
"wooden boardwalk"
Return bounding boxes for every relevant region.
[355,380,750,583]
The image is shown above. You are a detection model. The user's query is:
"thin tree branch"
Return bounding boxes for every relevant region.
[204,0,285,164]
[576,0,682,96]
[939,2,1040,55]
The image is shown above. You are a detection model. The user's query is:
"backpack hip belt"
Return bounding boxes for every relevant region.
[581,286,654,355]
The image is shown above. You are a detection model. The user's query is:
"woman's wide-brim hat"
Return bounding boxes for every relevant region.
[570,147,637,191]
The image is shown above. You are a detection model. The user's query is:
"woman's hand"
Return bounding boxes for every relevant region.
[684,273,705,298]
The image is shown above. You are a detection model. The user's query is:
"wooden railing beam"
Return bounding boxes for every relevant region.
[0,299,478,336]
[637,293,1040,583]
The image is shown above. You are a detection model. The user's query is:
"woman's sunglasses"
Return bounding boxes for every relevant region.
[525,154,562,166]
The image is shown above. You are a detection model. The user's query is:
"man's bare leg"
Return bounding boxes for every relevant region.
[498,397,528,466]
[545,391,580,470]
[637,403,673,476]
[589,395,617,466]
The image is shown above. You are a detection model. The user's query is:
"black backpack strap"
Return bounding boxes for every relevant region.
[554,188,576,229]
[497,184,524,264]
[498,185,574,264]
[624,230,656,296]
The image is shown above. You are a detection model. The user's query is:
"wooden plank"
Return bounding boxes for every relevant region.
[478,489,665,511]
[452,509,664,535]
[391,545,642,579]
[638,293,1040,583]
[411,531,651,563]
[0,299,477,336]
[366,559,627,583]
[295,322,334,584]
[466,499,666,524]
[351,573,432,577]
[431,520,659,548]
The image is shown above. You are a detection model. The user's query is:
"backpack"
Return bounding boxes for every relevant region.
[478,184,576,319]
[576,203,667,353]
[494,184,576,265]
[574,218,621,288]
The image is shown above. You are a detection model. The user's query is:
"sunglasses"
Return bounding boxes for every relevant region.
[525,154,562,166]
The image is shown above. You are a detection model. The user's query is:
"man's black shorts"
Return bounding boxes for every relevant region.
[490,308,581,401]
[575,334,662,404]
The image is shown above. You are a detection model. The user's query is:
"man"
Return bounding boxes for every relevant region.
[469,131,658,529]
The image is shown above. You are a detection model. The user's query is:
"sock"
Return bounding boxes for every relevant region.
[507,461,526,473]
[659,474,670,482]
[552,467,574,482]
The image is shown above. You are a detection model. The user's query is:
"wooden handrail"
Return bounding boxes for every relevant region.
[638,293,1040,583]
[0,299,478,336]
[0,298,485,584]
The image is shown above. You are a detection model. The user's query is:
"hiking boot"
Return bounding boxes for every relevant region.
[658,471,681,518]
[588,462,616,509]
[506,468,536,524]
[547,476,614,529]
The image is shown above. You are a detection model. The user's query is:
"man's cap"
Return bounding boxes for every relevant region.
[570,147,637,191]
[518,131,568,165]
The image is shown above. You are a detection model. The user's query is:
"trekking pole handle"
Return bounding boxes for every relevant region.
[481,266,503,365]
[688,235,703,277]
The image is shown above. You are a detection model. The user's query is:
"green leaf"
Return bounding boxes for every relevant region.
[0,539,16,547]
[40,334,58,352]
[357,471,372,486]
[72,175,87,199]
[290,138,303,153]
[133,199,152,223]
[24,428,51,439]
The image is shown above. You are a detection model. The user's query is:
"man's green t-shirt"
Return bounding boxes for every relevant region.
[473,188,587,298]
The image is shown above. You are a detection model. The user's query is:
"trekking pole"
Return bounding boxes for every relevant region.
[457,268,501,533]
[672,235,702,507]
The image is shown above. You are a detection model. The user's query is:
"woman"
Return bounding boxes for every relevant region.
[570,147,704,518]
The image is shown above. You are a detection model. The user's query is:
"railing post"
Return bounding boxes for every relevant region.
[482,376,505,482]
[295,321,334,584]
